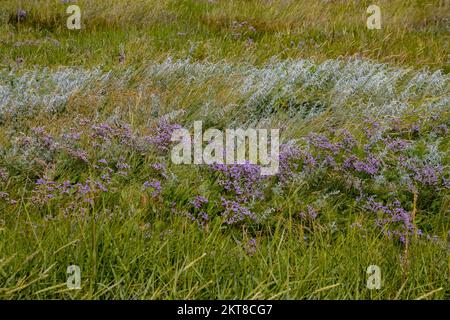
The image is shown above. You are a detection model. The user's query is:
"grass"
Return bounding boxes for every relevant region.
[0,0,449,300]
[1,0,449,69]
[1,209,447,299]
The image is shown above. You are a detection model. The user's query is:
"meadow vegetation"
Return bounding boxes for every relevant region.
[0,0,448,299]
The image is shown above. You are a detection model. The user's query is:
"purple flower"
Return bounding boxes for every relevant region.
[307,133,340,154]
[386,138,410,152]
[57,180,73,194]
[344,154,379,176]
[339,130,357,151]
[61,132,81,142]
[76,181,91,195]
[365,197,415,245]
[116,162,130,170]
[17,9,27,20]
[190,196,209,209]
[152,162,168,179]
[302,151,317,168]
[362,119,381,138]
[94,181,108,193]
[211,161,264,202]
[68,149,89,163]
[200,211,208,220]
[411,124,420,133]
[143,180,161,198]
[221,197,256,224]
[101,173,111,184]
[419,165,439,186]
[145,119,182,153]
[91,123,114,139]
[277,144,301,183]
[299,205,318,220]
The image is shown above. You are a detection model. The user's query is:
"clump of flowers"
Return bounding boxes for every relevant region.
[151,162,169,179]
[31,176,109,208]
[307,133,340,155]
[144,119,182,153]
[343,154,380,176]
[211,161,264,202]
[359,197,442,245]
[19,127,59,162]
[116,158,131,176]
[221,197,256,224]
[143,180,161,198]
[184,196,209,226]
[299,205,319,220]
[399,157,445,187]
[277,143,302,184]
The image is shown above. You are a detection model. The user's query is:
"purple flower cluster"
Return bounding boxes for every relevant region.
[221,197,256,224]
[343,154,380,176]
[362,197,428,244]
[151,162,169,179]
[338,129,357,152]
[17,9,26,21]
[6,109,446,241]
[190,195,209,209]
[144,119,182,153]
[31,176,109,208]
[116,158,131,176]
[299,205,319,220]
[143,180,161,198]
[185,195,209,226]
[362,119,381,139]
[385,138,411,152]
[66,148,89,163]
[307,133,340,154]
[278,144,301,183]
[400,157,444,187]
[90,122,134,149]
[31,127,58,148]
[211,161,264,202]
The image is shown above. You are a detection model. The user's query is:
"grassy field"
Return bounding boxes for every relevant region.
[0,0,449,299]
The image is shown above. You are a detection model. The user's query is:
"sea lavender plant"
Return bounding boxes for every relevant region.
[220,197,256,224]
[143,180,162,198]
[144,119,182,153]
[299,205,319,220]
[211,161,264,202]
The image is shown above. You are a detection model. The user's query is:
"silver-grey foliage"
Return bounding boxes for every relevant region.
[1,58,448,123]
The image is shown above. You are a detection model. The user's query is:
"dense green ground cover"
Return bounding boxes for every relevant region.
[0,0,448,299]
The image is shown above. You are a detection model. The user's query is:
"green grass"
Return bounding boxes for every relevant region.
[0,0,449,300]
[1,0,449,69]
[1,206,447,299]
